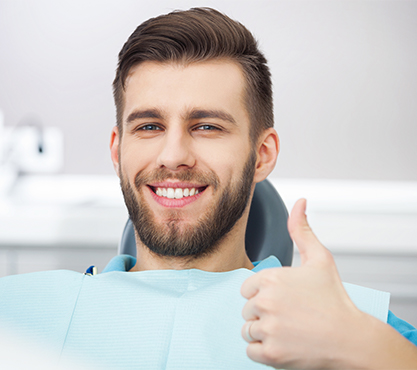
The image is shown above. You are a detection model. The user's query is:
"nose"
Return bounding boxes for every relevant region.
[156,128,196,170]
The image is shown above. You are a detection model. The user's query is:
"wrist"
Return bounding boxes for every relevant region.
[337,311,417,370]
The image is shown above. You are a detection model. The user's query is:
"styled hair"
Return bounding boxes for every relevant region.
[113,7,273,143]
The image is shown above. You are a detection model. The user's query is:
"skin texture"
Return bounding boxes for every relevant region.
[110,60,279,272]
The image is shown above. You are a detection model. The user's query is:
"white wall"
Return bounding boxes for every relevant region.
[0,0,416,180]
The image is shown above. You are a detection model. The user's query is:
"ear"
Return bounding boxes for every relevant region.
[110,126,120,176]
[253,128,279,183]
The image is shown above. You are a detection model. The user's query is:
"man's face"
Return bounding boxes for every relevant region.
[112,60,256,258]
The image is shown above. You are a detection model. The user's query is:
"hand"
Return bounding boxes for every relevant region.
[241,198,367,369]
[241,198,417,369]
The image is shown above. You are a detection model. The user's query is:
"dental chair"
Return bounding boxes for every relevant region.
[118,179,293,266]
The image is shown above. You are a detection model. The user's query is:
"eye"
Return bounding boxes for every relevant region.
[137,124,163,131]
[195,124,221,131]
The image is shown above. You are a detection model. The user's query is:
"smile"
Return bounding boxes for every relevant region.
[155,187,201,199]
[148,183,208,205]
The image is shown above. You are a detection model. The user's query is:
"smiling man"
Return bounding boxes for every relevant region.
[109,10,279,274]
[0,7,417,370]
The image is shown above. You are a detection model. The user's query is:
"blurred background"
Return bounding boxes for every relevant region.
[0,0,416,325]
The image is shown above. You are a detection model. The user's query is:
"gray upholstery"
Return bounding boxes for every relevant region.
[118,179,293,266]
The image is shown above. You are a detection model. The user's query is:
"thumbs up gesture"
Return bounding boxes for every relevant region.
[240,199,411,369]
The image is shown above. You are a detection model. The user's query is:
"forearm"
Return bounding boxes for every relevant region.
[339,312,417,370]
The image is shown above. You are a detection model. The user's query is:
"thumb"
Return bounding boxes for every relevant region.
[288,198,328,266]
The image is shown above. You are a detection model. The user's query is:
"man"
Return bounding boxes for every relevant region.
[1,7,416,369]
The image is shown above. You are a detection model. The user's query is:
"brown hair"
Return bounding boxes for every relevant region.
[113,7,273,144]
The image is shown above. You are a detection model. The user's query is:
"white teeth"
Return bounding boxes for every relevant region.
[155,187,201,199]
[174,188,183,199]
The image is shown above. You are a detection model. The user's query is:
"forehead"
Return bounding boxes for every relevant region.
[122,60,249,126]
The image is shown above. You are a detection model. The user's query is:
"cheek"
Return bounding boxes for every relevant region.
[200,144,249,183]
[120,140,156,176]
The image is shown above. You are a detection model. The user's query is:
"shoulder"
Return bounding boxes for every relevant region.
[102,254,137,273]
[0,270,84,315]
[388,311,417,346]
[0,269,83,289]
[252,255,282,272]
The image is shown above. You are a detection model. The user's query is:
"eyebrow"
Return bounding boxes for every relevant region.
[186,109,237,125]
[125,109,163,125]
[125,108,237,126]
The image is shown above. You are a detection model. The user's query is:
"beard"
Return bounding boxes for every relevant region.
[119,150,256,258]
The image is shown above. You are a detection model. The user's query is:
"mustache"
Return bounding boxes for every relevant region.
[134,167,220,191]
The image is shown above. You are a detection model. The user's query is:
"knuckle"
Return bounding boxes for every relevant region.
[321,247,336,266]
[259,275,271,288]
[251,321,265,338]
[261,342,281,364]
[240,278,253,297]
[253,296,272,313]
[322,246,333,260]
[259,269,280,287]
[313,245,336,269]
[241,306,249,320]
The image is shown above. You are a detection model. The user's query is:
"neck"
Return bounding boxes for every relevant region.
[129,218,254,272]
